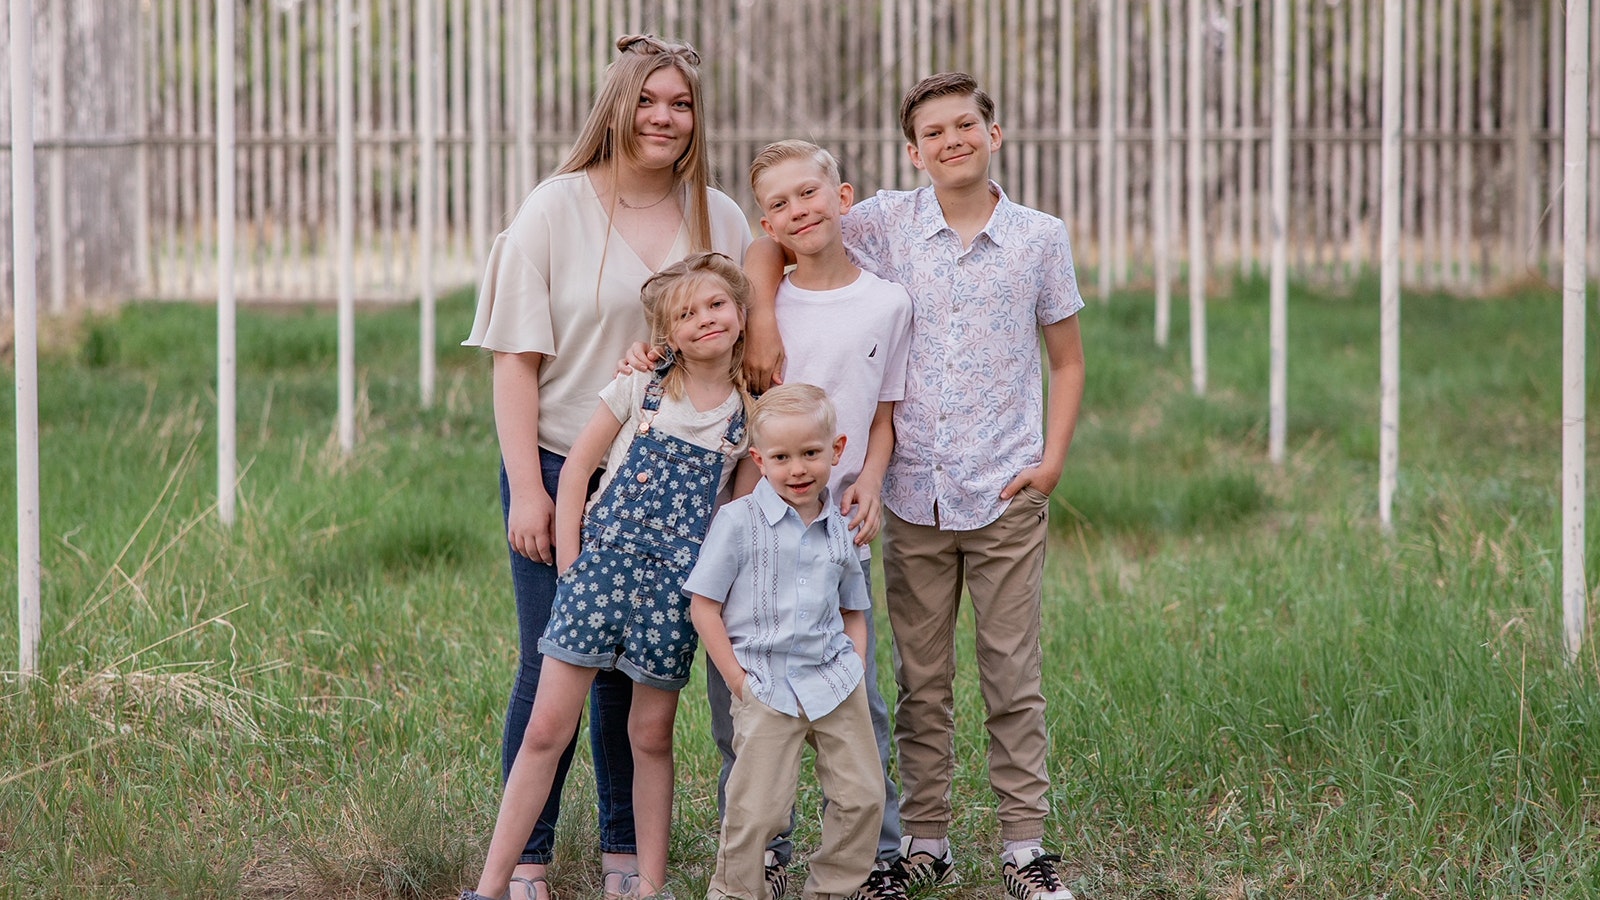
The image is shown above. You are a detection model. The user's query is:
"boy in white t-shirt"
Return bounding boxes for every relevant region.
[726,140,914,900]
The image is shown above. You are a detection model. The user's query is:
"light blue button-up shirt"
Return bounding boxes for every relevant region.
[683,480,870,718]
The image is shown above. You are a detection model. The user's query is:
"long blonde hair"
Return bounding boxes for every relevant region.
[638,253,752,408]
[557,34,715,253]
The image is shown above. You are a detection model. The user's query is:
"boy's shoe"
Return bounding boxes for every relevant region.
[896,836,956,889]
[847,859,910,900]
[765,849,791,900]
[1000,847,1075,900]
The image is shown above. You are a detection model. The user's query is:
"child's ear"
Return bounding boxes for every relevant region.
[759,215,778,241]
[988,122,1003,152]
[831,434,847,464]
[906,143,926,172]
[749,446,768,474]
[838,182,855,213]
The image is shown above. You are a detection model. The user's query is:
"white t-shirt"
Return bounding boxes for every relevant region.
[776,269,914,557]
[463,171,753,455]
[589,369,748,507]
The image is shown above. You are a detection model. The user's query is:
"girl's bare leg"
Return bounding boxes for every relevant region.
[627,684,682,898]
[476,659,600,898]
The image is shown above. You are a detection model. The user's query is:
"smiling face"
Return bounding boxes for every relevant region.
[630,66,695,171]
[905,93,1002,191]
[750,412,846,520]
[664,275,744,363]
[754,157,854,258]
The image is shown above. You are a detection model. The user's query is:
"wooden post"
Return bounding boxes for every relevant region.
[1511,0,1535,274]
[1561,0,1590,662]
[470,0,489,268]
[419,0,436,409]
[1188,0,1207,395]
[47,0,65,314]
[337,0,356,453]
[1152,0,1171,347]
[1269,0,1289,464]
[1098,0,1114,302]
[218,0,237,524]
[11,0,43,677]
[1380,0,1402,530]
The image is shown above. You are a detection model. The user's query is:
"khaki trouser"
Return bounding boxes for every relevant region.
[709,682,884,900]
[881,487,1053,842]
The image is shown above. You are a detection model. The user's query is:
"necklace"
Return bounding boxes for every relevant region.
[616,184,676,210]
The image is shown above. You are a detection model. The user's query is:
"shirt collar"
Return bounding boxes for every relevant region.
[751,478,839,527]
[915,180,1015,247]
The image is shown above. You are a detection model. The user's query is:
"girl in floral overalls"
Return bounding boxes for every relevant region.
[465,252,756,900]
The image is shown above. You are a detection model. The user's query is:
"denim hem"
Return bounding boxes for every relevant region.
[537,638,620,670]
[616,656,691,692]
[518,852,555,866]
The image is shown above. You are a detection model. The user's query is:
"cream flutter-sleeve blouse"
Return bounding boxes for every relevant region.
[464,171,753,456]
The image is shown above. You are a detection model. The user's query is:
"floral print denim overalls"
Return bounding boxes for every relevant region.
[538,372,745,691]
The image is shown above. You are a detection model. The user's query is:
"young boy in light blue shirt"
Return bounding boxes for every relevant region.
[687,384,885,900]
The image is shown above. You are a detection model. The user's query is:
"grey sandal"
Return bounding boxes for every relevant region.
[602,869,637,900]
[511,875,556,900]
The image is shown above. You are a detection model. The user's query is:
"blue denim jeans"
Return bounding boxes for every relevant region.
[500,451,637,864]
[707,567,903,865]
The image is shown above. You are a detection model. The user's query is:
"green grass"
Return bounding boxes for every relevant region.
[3,280,1600,898]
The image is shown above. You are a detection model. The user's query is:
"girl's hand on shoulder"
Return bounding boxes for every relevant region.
[616,342,662,377]
[507,486,556,564]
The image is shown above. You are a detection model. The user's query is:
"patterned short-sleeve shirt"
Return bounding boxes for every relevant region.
[842,182,1084,530]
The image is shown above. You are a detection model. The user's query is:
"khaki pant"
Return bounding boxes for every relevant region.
[709,682,884,900]
[881,488,1053,842]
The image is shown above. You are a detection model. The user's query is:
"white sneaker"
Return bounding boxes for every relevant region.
[1000,847,1075,900]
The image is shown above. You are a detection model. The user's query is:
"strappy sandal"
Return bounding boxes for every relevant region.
[602,869,638,900]
[511,875,556,900]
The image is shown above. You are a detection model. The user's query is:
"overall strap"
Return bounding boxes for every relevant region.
[718,403,746,453]
[637,374,666,434]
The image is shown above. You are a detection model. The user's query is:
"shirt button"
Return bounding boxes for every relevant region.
[799,578,808,585]
[635,472,650,483]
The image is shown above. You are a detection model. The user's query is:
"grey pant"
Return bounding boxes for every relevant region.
[707,568,902,865]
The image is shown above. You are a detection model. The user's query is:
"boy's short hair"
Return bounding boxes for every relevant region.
[899,72,996,143]
[749,140,843,201]
[749,383,836,448]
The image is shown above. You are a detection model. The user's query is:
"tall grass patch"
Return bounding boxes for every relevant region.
[4,282,1600,898]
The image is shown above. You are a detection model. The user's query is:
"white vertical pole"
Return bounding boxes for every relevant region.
[1269,0,1289,464]
[1152,0,1171,347]
[470,0,489,267]
[1379,0,1402,529]
[1188,0,1207,396]
[11,0,42,677]
[1561,0,1590,663]
[418,0,436,408]
[133,0,150,290]
[1098,0,1114,302]
[47,0,65,315]
[337,0,356,452]
[217,0,237,524]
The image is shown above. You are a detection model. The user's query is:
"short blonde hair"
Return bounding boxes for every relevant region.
[639,252,752,403]
[749,383,836,448]
[748,140,842,204]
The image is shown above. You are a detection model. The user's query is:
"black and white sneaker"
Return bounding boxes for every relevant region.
[1000,847,1075,900]
[896,836,956,889]
[847,858,910,900]
[764,849,791,900]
